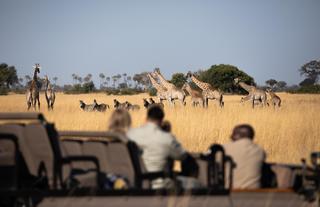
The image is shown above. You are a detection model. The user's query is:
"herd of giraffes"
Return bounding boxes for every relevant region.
[26,65,281,110]
[148,68,281,109]
[26,64,56,110]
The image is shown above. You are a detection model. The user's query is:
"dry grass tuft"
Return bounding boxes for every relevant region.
[0,92,319,164]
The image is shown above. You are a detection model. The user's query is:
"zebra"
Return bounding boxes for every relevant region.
[149,97,164,108]
[93,99,109,112]
[79,100,96,112]
[113,99,126,109]
[125,101,140,111]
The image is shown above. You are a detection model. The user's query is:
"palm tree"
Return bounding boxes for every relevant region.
[112,76,117,88]
[122,73,127,84]
[53,77,58,86]
[116,74,121,88]
[84,74,92,83]
[106,77,110,87]
[72,73,76,84]
[99,73,105,88]
[127,76,132,87]
[78,76,83,84]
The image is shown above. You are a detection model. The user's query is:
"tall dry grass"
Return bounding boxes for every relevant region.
[0,92,319,164]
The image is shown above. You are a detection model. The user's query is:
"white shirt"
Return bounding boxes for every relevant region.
[128,122,185,172]
[224,138,266,189]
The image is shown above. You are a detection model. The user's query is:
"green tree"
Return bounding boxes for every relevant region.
[265,79,278,88]
[99,73,105,88]
[0,63,18,88]
[171,73,187,88]
[53,77,58,86]
[299,60,320,83]
[299,78,315,86]
[82,81,95,92]
[133,72,151,89]
[276,81,287,89]
[196,64,255,94]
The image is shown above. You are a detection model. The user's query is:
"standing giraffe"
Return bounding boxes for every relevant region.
[152,68,186,106]
[147,73,169,103]
[26,64,41,110]
[234,78,267,108]
[44,75,56,110]
[181,82,204,107]
[186,72,223,108]
[266,88,281,108]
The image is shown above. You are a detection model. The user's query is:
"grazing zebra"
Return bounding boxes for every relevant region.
[44,75,56,110]
[113,99,126,109]
[79,100,96,112]
[93,99,109,112]
[149,97,164,108]
[125,101,140,111]
[143,98,151,109]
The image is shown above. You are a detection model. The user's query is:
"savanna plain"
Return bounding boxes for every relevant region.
[0,92,319,164]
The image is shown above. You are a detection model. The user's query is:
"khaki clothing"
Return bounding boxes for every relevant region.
[224,138,266,189]
[128,122,189,189]
[128,122,185,172]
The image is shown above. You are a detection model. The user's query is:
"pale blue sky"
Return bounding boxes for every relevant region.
[0,0,319,85]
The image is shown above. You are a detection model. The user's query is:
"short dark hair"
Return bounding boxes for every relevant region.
[231,124,255,140]
[147,105,164,122]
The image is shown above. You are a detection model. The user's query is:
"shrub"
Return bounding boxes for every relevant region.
[148,87,157,96]
[0,86,8,95]
[289,85,320,94]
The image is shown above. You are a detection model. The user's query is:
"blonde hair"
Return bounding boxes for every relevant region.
[108,109,132,134]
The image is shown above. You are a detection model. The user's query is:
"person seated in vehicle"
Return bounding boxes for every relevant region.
[128,105,201,189]
[223,124,266,189]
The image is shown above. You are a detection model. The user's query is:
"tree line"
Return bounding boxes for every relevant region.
[1,60,319,95]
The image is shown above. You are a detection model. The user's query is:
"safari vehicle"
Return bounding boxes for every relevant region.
[0,113,319,207]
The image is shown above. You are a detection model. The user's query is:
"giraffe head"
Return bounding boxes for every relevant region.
[266,88,272,93]
[154,68,161,74]
[34,64,40,73]
[186,71,193,79]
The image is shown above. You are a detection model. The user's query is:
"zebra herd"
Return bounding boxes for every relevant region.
[79,98,165,112]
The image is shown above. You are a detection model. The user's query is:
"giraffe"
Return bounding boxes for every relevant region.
[186,72,223,108]
[44,75,56,110]
[181,82,204,107]
[26,64,41,110]
[266,88,281,108]
[152,68,186,106]
[234,78,267,108]
[147,73,169,104]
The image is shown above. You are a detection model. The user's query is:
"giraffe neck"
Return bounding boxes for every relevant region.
[268,91,276,98]
[239,82,254,92]
[33,69,38,81]
[148,74,165,92]
[155,72,175,89]
[185,84,195,96]
[191,75,208,91]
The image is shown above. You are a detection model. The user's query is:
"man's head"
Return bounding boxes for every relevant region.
[147,105,164,125]
[231,124,255,141]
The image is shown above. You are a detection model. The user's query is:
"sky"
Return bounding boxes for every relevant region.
[0,0,320,86]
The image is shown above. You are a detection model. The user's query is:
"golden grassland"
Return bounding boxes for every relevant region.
[0,92,319,164]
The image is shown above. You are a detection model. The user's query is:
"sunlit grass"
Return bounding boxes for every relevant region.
[0,92,319,164]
